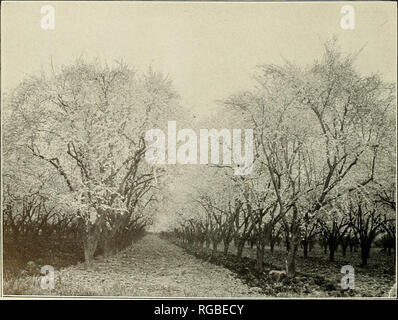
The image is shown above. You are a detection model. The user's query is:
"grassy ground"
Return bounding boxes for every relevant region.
[3,236,83,280]
[3,234,395,297]
[247,244,395,297]
[3,234,261,297]
[180,241,396,297]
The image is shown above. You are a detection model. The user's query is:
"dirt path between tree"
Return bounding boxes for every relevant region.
[50,234,262,297]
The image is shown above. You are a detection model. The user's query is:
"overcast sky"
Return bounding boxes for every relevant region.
[2,1,397,116]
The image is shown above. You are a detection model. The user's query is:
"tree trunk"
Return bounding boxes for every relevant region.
[250,238,254,249]
[361,243,371,267]
[329,242,336,262]
[270,239,275,254]
[83,231,101,268]
[285,235,290,252]
[286,238,299,277]
[309,241,314,253]
[81,218,103,268]
[212,240,219,254]
[302,240,309,259]
[342,243,348,257]
[256,242,265,272]
[102,228,119,257]
[286,207,299,277]
[205,238,211,250]
[223,240,230,255]
[103,237,115,257]
[237,240,245,259]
